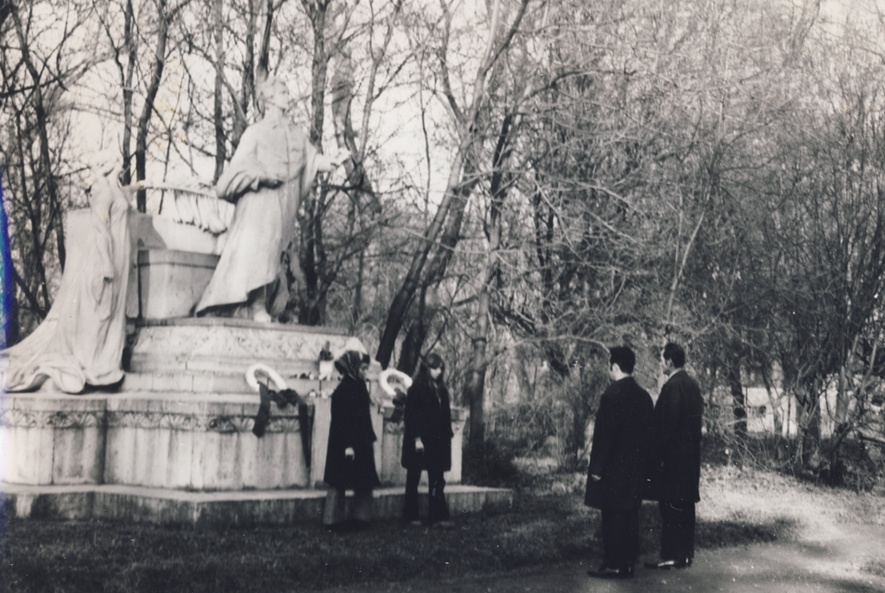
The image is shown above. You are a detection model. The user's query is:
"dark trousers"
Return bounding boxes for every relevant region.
[601,507,640,569]
[403,467,450,523]
[659,501,695,562]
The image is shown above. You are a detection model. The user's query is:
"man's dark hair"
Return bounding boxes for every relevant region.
[662,342,686,368]
[609,346,636,374]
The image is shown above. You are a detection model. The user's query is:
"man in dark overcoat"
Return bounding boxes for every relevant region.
[584,346,654,579]
[645,341,704,569]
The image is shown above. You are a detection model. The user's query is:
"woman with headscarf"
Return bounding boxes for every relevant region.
[401,352,454,526]
[323,350,380,530]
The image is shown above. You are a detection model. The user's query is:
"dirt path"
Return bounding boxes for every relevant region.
[320,508,885,593]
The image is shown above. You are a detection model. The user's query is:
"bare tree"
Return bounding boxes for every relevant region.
[0,0,97,333]
[376,0,532,372]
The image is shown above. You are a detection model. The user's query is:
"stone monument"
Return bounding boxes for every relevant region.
[0,88,509,525]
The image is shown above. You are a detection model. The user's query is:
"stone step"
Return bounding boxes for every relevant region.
[121,370,338,396]
[129,319,362,376]
[127,354,330,377]
[0,483,513,528]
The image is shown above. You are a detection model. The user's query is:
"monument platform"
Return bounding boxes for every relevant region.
[0,317,498,527]
[0,482,512,527]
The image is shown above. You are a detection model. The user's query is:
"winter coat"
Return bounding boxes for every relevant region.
[584,376,654,510]
[648,369,704,504]
[323,373,381,491]
[401,377,454,473]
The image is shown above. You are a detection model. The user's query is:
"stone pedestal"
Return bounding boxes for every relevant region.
[130,213,221,321]
[103,395,311,490]
[2,319,466,493]
[137,250,219,319]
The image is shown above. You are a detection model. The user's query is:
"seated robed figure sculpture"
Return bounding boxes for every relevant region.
[195,75,348,322]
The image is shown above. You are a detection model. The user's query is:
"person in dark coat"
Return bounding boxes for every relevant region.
[645,342,704,569]
[323,350,381,530]
[584,346,654,579]
[401,352,454,525]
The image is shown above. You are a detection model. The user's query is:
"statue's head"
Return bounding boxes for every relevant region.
[256,76,290,116]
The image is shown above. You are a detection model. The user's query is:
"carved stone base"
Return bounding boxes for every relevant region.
[0,391,464,491]
[0,393,311,490]
[137,250,219,320]
[127,318,362,379]
[0,318,470,524]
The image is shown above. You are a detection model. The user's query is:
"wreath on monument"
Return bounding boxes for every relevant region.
[245,362,289,393]
[379,368,411,422]
[244,363,313,467]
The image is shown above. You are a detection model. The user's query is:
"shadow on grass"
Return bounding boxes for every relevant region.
[0,492,799,593]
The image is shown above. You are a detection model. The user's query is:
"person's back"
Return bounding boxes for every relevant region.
[586,376,654,510]
[584,346,653,579]
[646,342,704,570]
[657,370,704,504]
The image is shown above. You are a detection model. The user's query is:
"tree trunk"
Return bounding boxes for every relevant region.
[12,7,64,269]
[462,111,514,453]
[726,352,747,441]
[375,153,473,367]
[394,285,436,375]
[797,386,822,470]
[352,246,365,331]
[212,0,226,182]
[121,0,136,186]
[136,0,170,212]
[759,366,783,436]
[298,0,329,325]
[298,193,326,326]
[236,0,258,146]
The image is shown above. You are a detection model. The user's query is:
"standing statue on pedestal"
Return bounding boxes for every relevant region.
[0,151,133,393]
[195,75,348,322]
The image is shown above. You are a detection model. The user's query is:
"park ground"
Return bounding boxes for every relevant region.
[1,459,884,593]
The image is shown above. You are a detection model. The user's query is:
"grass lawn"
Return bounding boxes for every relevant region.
[1,464,883,593]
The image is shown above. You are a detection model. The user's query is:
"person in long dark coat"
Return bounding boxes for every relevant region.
[645,342,704,569]
[584,346,654,579]
[323,350,381,530]
[401,352,454,525]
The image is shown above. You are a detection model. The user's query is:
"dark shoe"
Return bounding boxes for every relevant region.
[644,558,689,569]
[588,565,634,579]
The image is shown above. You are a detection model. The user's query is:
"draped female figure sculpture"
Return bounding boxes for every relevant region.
[195,75,348,322]
[0,151,133,393]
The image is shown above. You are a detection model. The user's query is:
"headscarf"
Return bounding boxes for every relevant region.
[334,350,370,381]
